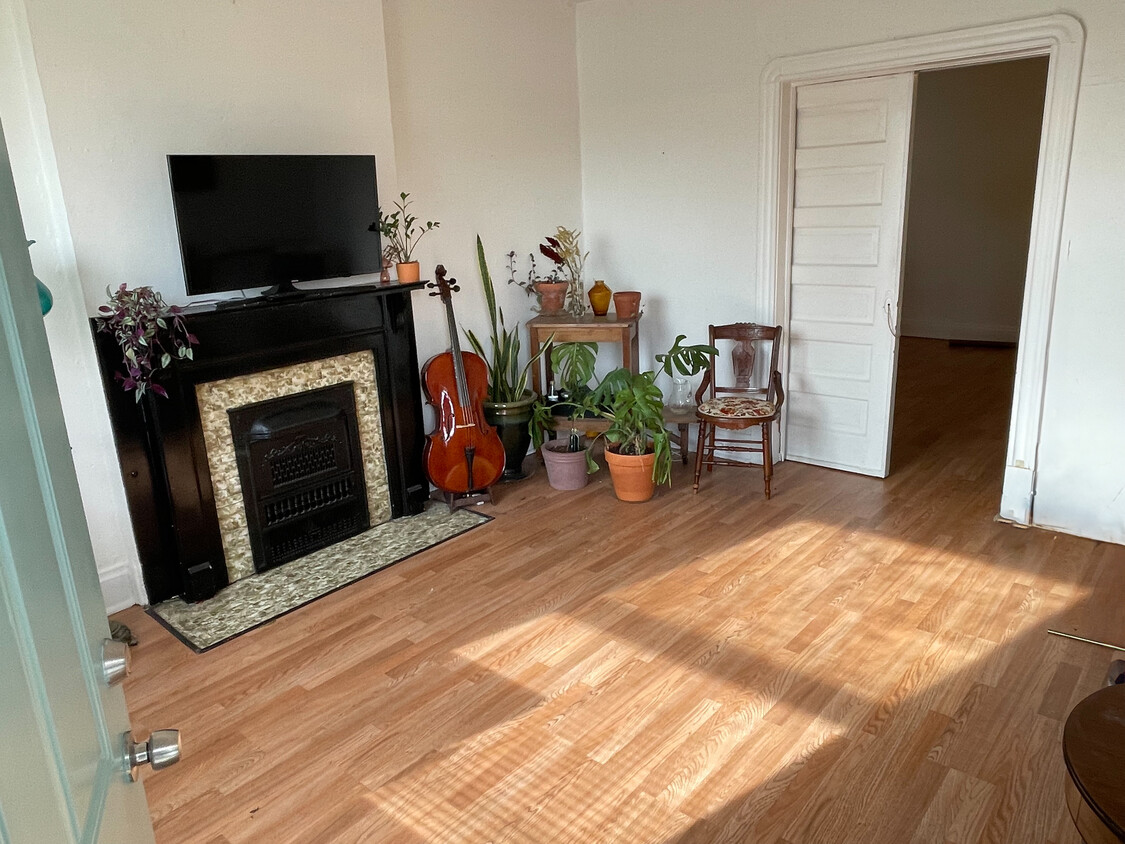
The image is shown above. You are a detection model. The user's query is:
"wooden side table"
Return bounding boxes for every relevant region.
[1064,682,1125,843]
[527,313,641,397]
[662,405,698,466]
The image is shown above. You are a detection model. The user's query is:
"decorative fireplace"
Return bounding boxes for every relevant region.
[93,283,429,604]
[229,382,369,573]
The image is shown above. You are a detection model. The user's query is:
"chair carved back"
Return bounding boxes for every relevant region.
[699,323,783,403]
[731,339,756,389]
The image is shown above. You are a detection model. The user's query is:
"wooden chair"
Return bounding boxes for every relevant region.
[693,323,785,499]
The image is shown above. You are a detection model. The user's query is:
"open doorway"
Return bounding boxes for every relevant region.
[761,15,1083,523]
[891,58,1049,478]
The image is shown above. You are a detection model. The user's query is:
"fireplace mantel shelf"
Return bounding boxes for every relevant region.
[184,279,428,317]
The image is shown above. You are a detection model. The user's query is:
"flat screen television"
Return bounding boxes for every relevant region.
[167,154,382,298]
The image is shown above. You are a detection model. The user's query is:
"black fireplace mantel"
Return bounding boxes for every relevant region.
[93,283,429,603]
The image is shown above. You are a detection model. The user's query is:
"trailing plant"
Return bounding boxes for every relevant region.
[464,236,549,403]
[376,192,440,263]
[506,251,529,295]
[96,284,198,401]
[505,250,559,311]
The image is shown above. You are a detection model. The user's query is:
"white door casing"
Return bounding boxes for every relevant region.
[758,15,1084,521]
[785,74,914,477]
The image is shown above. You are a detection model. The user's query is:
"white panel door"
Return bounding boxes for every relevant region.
[785,74,915,477]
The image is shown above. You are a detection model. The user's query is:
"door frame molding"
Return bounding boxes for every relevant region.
[756,14,1085,524]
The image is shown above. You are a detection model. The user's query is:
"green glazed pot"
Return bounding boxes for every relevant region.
[484,392,536,482]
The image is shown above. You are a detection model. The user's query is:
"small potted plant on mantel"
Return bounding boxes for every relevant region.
[377,191,440,284]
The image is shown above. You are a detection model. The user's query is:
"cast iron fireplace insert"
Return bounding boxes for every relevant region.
[228,382,369,573]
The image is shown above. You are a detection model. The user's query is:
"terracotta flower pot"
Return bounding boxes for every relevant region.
[604,447,656,502]
[541,441,589,490]
[536,281,569,315]
[396,261,421,283]
[613,291,642,319]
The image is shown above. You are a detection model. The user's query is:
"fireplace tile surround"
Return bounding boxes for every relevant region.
[93,283,429,604]
[196,351,392,582]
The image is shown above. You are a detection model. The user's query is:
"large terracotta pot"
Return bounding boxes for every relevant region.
[536,281,569,315]
[541,441,589,490]
[396,261,421,283]
[483,392,536,481]
[604,447,656,502]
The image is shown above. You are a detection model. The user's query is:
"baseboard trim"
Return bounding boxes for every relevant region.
[100,561,143,614]
[999,465,1034,524]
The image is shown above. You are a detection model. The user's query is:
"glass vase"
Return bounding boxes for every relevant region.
[669,376,694,409]
[566,278,586,317]
[588,279,612,316]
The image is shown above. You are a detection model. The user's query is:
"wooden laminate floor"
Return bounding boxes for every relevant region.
[116,337,1120,844]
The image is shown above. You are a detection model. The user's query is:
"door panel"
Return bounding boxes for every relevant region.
[786,74,915,476]
[0,122,156,842]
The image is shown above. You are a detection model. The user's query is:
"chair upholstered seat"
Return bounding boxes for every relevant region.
[697,396,777,420]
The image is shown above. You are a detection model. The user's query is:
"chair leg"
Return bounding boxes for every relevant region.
[693,421,707,494]
[706,424,716,474]
[761,421,773,500]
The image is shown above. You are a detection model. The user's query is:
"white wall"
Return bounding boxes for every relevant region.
[1,0,582,611]
[576,0,1125,544]
[381,0,583,373]
[901,58,1048,343]
[4,0,401,612]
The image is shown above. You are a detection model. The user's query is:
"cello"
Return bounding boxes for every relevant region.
[421,265,505,505]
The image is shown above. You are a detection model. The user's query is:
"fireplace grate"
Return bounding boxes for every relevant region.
[263,477,356,526]
[268,438,339,486]
[268,510,367,567]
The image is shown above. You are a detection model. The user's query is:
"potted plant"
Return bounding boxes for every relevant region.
[527,341,599,491]
[538,227,588,316]
[539,428,590,490]
[505,250,565,315]
[528,339,599,447]
[534,335,715,502]
[464,236,549,481]
[377,191,440,283]
[95,284,198,400]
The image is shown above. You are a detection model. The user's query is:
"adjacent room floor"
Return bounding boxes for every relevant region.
[116,337,1119,843]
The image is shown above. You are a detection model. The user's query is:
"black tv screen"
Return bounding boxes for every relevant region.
[167,154,381,296]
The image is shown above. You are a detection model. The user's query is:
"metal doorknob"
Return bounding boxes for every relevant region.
[101,638,131,686]
[125,730,182,781]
